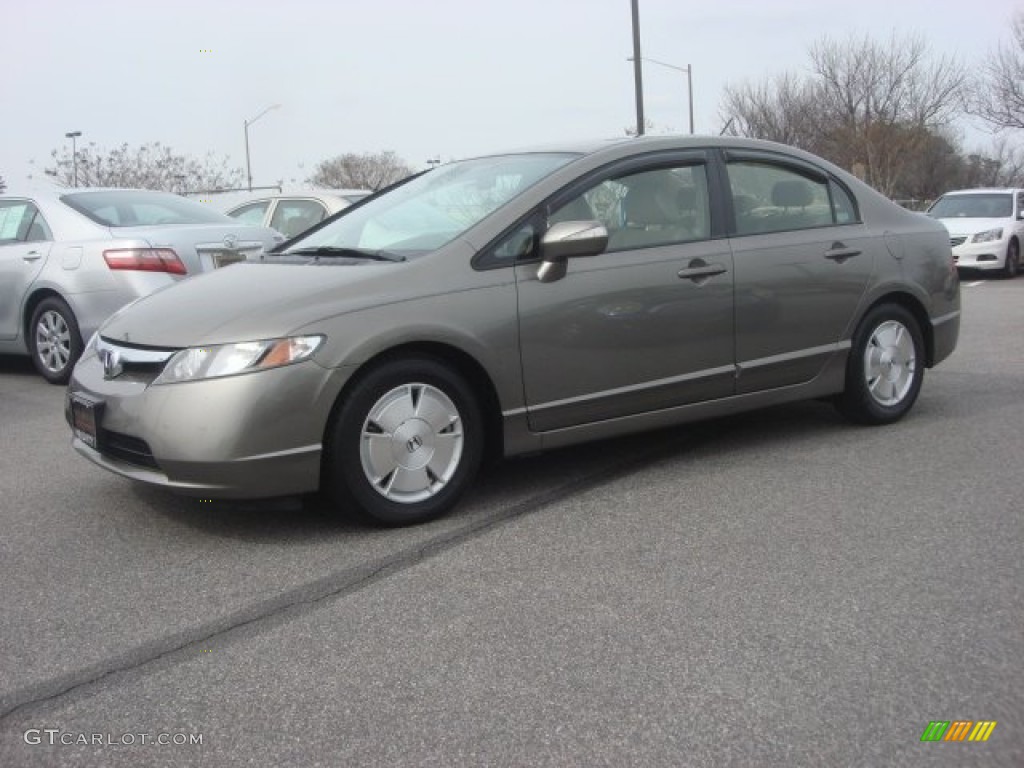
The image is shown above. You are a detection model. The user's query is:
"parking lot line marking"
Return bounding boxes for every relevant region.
[966,281,985,287]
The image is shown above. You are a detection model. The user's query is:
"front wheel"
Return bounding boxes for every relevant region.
[836,304,924,425]
[323,357,483,525]
[28,297,83,385]
[1002,239,1019,279]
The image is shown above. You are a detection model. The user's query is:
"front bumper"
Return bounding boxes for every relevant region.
[951,238,1009,270]
[66,348,348,498]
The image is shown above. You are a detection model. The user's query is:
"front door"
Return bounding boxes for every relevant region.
[515,157,735,432]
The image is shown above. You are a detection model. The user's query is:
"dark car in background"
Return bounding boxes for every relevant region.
[67,136,959,525]
[0,189,283,382]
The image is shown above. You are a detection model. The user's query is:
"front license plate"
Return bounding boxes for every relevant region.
[70,395,102,448]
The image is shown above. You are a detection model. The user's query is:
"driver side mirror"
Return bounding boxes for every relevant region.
[537,220,608,283]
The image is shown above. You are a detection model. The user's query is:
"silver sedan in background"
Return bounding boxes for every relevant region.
[0,189,283,382]
[68,136,960,525]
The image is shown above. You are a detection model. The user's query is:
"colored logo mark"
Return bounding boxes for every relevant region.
[921,720,997,742]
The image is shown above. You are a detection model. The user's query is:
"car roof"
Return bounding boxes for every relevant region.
[1,187,186,202]
[938,188,1021,196]
[461,134,857,172]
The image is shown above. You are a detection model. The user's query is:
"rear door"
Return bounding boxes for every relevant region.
[722,151,875,393]
[0,200,53,340]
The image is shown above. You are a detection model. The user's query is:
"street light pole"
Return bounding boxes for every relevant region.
[244,104,280,192]
[630,0,645,136]
[65,131,82,186]
[627,57,694,134]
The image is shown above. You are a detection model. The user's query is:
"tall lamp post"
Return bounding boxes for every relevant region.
[65,131,82,186]
[244,104,280,192]
[630,0,644,136]
[627,56,694,134]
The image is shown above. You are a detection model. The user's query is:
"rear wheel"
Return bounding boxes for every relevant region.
[323,357,483,525]
[1002,239,1019,279]
[836,304,924,425]
[28,297,83,385]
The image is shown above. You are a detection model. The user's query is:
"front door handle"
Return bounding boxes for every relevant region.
[677,259,727,281]
[824,242,861,262]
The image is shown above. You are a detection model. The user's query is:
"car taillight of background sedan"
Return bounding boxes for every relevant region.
[103,248,187,274]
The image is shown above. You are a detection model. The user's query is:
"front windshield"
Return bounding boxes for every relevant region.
[288,153,578,255]
[928,193,1012,219]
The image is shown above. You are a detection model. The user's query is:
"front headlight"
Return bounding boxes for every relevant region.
[154,335,324,384]
[971,228,1003,243]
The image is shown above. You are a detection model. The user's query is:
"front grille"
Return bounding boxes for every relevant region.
[99,429,160,470]
[95,337,176,383]
[950,236,967,247]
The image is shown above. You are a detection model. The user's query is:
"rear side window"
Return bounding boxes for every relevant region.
[0,201,52,244]
[728,162,855,235]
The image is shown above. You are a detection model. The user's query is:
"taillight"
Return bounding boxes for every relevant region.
[103,248,186,275]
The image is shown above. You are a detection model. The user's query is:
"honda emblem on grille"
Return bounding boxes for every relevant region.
[100,348,123,380]
[223,234,238,250]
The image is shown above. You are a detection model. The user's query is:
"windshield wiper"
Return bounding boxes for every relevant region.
[286,246,406,262]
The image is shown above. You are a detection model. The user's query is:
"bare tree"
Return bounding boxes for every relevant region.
[809,33,967,196]
[308,151,414,191]
[719,73,824,151]
[970,13,1024,131]
[624,118,656,137]
[962,137,1024,187]
[45,142,242,192]
[0,174,6,194]
[719,32,967,198]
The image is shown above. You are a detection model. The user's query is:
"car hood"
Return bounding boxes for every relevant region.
[933,217,1007,237]
[100,261,419,347]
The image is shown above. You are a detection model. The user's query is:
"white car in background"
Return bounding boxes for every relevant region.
[927,188,1023,278]
[223,190,371,238]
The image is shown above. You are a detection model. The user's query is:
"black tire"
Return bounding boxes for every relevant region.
[836,304,924,425]
[28,296,83,385]
[323,357,483,526]
[1002,239,1019,279]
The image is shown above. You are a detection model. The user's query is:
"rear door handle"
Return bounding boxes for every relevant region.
[824,242,861,262]
[22,251,43,263]
[677,261,727,281]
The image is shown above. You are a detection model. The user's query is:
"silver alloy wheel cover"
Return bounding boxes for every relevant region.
[864,319,917,407]
[35,309,71,374]
[359,383,464,503]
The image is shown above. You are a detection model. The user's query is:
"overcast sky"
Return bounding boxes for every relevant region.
[4,0,1017,191]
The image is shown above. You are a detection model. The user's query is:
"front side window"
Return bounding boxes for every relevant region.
[728,162,837,235]
[550,164,711,252]
[289,153,578,256]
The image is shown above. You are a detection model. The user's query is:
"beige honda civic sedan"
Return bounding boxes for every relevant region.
[67,136,960,525]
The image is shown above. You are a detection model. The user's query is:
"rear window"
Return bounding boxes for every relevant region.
[61,190,231,227]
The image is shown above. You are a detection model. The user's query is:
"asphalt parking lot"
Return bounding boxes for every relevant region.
[1,277,1022,767]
